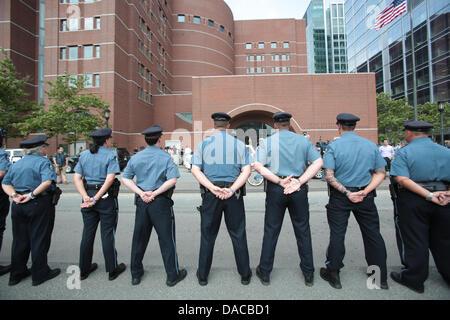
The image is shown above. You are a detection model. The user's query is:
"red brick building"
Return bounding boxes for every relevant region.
[0,0,378,153]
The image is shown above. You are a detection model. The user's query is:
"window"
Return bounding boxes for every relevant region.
[69,17,79,31]
[68,46,78,60]
[220,25,225,33]
[84,45,93,59]
[193,16,201,24]
[178,14,185,22]
[283,41,290,48]
[95,45,100,58]
[60,47,66,60]
[60,19,67,32]
[95,17,100,29]
[85,17,94,30]
[228,32,232,38]
[208,19,214,27]
[246,43,252,50]
[258,42,264,49]
[85,74,93,88]
[271,42,277,49]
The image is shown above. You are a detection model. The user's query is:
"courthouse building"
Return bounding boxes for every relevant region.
[0,0,378,152]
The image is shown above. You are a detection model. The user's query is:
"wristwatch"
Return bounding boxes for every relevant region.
[277,177,281,185]
[343,189,350,196]
[29,191,36,199]
[426,192,434,202]
[11,192,17,198]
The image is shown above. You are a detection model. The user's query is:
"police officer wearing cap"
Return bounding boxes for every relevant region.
[0,128,12,276]
[321,113,388,290]
[2,135,61,286]
[122,125,187,287]
[73,128,126,281]
[389,120,450,294]
[191,112,252,286]
[253,112,322,286]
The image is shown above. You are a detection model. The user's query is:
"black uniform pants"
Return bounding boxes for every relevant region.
[79,190,119,274]
[198,191,250,279]
[0,191,10,252]
[10,195,54,282]
[258,182,314,277]
[325,190,387,282]
[395,190,450,290]
[131,196,180,281]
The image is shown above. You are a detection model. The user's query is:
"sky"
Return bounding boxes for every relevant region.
[223,0,335,20]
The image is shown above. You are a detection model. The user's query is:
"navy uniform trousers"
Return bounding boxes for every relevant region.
[79,190,119,274]
[198,191,251,279]
[10,194,55,282]
[0,189,10,252]
[131,196,180,281]
[259,182,314,278]
[395,190,450,290]
[325,189,388,282]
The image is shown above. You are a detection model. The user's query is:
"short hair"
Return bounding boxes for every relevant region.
[145,135,160,146]
[276,121,290,128]
[411,129,431,136]
[214,120,228,128]
[341,124,356,131]
[24,146,43,155]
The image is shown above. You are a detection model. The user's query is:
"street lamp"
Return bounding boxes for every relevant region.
[437,101,445,146]
[104,108,111,128]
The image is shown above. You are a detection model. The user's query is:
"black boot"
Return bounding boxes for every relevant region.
[320,267,342,289]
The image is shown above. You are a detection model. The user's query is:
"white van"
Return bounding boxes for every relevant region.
[4,149,24,163]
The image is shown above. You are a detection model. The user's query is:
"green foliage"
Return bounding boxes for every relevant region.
[19,72,109,145]
[0,49,39,139]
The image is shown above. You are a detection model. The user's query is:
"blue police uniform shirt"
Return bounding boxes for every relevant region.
[323,132,386,187]
[2,154,56,192]
[256,130,320,177]
[192,130,250,183]
[122,146,180,191]
[74,146,120,184]
[0,148,11,172]
[390,137,450,182]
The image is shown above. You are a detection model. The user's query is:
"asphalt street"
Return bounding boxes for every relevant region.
[0,168,449,300]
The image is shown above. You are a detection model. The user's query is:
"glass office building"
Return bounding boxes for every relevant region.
[345,0,449,104]
[304,0,347,73]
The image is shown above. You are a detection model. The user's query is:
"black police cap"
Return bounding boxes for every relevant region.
[19,135,49,149]
[336,113,360,125]
[403,120,433,132]
[273,112,292,122]
[141,125,163,137]
[89,128,112,138]
[211,112,231,121]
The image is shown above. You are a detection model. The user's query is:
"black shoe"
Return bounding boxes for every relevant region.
[32,268,61,286]
[390,272,424,294]
[109,263,126,281]
[304,274,314,287]
[166,268,187,287]
[256,266,270,286]
[0,265,12,276]
[320,267,342,289]
[241,270,252,285]
[80,263,98,280]
[380,281,389,290]
[132,277,141,286]
[196,269,208,286]
[8,269,31,286]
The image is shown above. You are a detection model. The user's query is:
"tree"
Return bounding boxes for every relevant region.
[416,101,450,138]
[0,49,39,143]
[19,72,109,145]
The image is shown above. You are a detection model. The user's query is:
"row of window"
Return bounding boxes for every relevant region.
[65,74,100,88]
[60,0,100,3]
[177,14,233,39]
[60,45,100,60]
[60,17,100,32]
[246,67,292,74]
[245,42,290,50]
[137,87,153,104]
[245,54,291,62]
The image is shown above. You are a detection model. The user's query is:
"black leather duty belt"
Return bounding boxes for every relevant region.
[86,184,103,190]
[398,181,449,192]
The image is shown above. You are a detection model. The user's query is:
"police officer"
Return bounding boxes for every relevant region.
[253,112,322,286]
[122,125,187,286]
[191,112,252,285]
[390,120,450,294]
[2,135,61,286]
[321,113,388,289]
[0,128,11,276]
[73,128,126,281]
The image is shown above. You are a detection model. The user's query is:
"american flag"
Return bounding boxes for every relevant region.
[373,0,407,30]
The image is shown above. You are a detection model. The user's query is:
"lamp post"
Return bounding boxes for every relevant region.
[437,101,445,146]
[104,108,111,128]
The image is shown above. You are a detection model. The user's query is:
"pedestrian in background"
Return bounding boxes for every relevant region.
[53,146,68,184]
[379,140,394,172]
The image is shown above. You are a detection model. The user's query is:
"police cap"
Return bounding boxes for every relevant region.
[273,112,292,123]
[19,135,49,149]
[89,128,112,138]
[336,113,360,125]
[402,120,433,132]
[211,112,231,121]
[141,125,163,137]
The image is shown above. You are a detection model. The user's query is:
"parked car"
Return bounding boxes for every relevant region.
[4,149,24,163]
[65,155,80,173]
[110,147,131,170]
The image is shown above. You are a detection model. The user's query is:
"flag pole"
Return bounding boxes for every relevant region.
[409,0,418,120]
